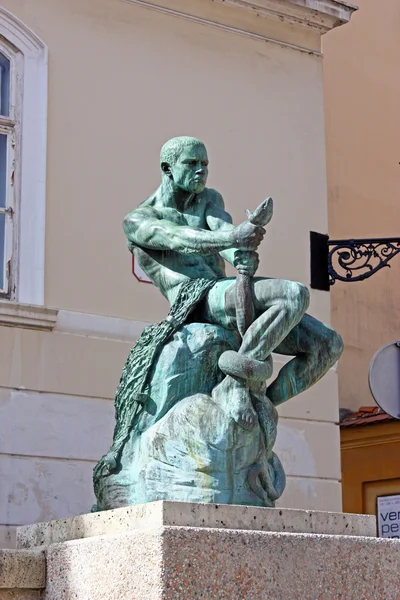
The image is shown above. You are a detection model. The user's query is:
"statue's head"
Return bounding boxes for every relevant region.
[160,136,208,194]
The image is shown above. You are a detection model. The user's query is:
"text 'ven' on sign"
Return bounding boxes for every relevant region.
[377,495,400,538]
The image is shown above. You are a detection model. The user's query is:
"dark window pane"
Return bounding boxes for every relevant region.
[0,53,10,117]
[0,213,5,290]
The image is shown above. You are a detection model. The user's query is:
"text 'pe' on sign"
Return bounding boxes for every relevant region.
[377,494,400,538]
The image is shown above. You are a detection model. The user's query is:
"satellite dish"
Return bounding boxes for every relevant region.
[368,341,400,420]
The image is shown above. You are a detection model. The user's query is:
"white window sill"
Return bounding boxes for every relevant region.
[0,300,58,331]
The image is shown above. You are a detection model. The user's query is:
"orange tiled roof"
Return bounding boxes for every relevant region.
[340,406,395,428]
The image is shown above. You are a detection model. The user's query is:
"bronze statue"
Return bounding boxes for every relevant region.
[93,137,343,509]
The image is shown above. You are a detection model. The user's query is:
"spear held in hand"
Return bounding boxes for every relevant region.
[235,197,273,337]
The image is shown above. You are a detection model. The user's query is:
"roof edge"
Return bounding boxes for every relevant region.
[213,0,358,33]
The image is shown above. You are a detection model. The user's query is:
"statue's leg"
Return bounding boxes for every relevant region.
[211,278,309,429]
[238,278,310,360]
[267,313,344,407]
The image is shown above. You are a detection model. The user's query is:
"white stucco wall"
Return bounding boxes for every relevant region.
[0,0,343,548]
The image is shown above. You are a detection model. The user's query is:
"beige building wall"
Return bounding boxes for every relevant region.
[324,0,400,412]
[0,0,353,548]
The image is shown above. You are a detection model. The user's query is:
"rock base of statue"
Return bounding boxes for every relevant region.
[94,323,285,510]
[10,502,400,600]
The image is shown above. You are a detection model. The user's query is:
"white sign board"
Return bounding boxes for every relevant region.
[377,495,400,538]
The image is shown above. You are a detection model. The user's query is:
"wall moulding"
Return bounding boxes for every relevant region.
[341,421,400,450]
[213,0,358,33]
[0,300,58,331]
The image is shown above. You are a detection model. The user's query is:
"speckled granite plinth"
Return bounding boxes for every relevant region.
[0,549,44,600]
[41,527,400,600]
[8,502,400,600]
[16,501,376,548]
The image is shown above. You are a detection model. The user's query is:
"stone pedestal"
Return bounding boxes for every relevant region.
[3,502,400,599]
[0,548,44,600]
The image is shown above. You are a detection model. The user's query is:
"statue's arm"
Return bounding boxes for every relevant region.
[123,207,237,255]
[205,192,237,266]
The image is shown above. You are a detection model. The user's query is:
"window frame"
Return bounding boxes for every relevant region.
[0,43,20,298]
[0,7,48,306]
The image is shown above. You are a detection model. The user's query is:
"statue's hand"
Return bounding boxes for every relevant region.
[234,250,259,277]
[233,221,265,251]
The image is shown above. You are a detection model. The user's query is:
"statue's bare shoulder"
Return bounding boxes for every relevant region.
[124,193,162,224]
[204,188,233,229]
[205,188,225,209]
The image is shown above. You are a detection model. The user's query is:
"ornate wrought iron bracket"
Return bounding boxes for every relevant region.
[310,232,400,291]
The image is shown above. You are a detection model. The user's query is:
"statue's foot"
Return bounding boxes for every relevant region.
[230,393,258,430]
[212,376,258,430]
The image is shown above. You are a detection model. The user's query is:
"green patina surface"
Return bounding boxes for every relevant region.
[93,137,343,510]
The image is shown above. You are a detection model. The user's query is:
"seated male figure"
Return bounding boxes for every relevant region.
[124,137,343,429]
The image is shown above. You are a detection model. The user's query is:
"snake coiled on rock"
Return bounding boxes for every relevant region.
[218,350,286,506]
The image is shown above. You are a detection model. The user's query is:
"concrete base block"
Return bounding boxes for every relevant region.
[0,549,45,589]
[8,502,400,600]
[0,549,45,600]
[17,500,376,548]
[42,526,400,600]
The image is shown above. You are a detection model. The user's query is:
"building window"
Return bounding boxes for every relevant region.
[0,7,48,306]
[0,50,16,297]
